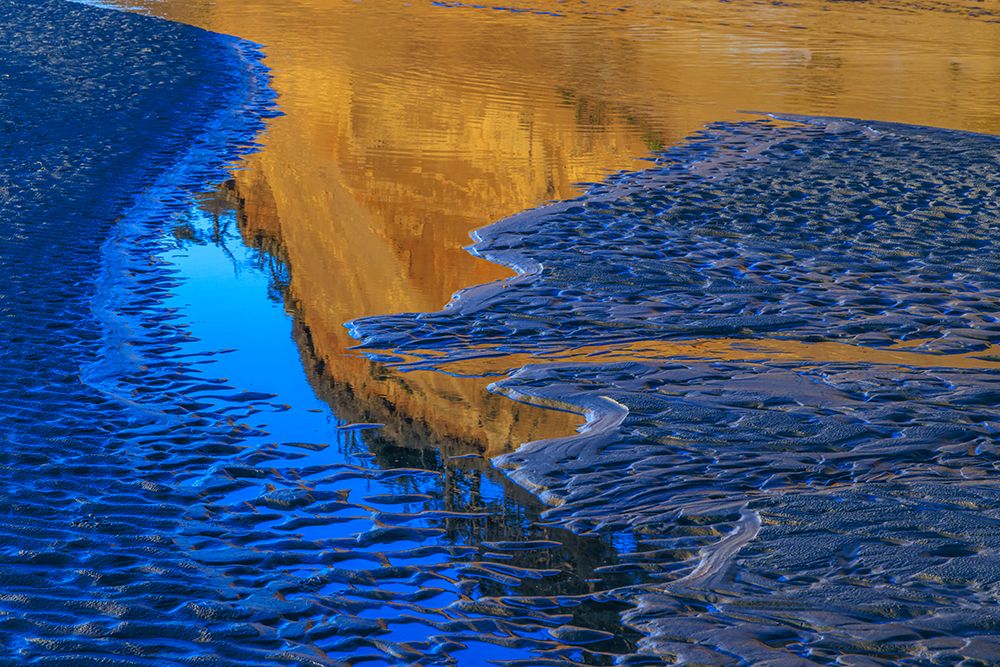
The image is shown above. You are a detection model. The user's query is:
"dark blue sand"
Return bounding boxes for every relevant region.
[0,0,284,662]
[351,117,1000,664]
[0,1,648,665]
[8,0,1000,665]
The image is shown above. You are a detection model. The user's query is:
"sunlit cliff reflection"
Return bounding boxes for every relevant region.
[104,0,1000,454]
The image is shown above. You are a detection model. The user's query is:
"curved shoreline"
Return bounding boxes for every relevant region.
[38,6,657,666]
[15,2,1000,663]
[85,31,278,402]
[349,116,1000,663]
[0,1,287,661]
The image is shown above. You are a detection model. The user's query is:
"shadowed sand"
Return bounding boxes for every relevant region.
[99,0,1000,460]
[349,116,1000,663]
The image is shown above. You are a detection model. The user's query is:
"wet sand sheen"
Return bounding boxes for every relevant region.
[63,0,1000,663]
[102,0,1000,455]
[378,337,1000,377]
[345,115,1000,662]
[347,116,1000,661]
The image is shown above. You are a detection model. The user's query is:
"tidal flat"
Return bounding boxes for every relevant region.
[4,0,1000,664]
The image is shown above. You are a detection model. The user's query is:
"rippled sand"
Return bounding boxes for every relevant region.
[4,1,655,663]
[99,0,1000,458]
[352,116,1000,663]
[45,0,1000,664]
[0,0,285,661]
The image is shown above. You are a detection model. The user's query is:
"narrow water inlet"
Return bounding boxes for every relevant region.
[9,0,1000,665]
[1,1,649,663]
[93,183,654,664]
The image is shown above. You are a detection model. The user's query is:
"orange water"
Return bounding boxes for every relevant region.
[105,0,1000,452]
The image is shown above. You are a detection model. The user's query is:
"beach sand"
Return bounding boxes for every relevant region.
[21,0,1000,663]
[100,0,1000,459]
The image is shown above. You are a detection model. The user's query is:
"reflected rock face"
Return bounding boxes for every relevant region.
[38,0,1000,663]
[354,117,1000,358]
[98,0,1000,460]
[225,173,582,458]
[351,117,1000,663]
[0,2,645,664]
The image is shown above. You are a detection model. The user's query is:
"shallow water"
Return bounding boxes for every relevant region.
[351,116,1000,663]
[145,187,655,664]
[12,0,1000,664]
[3,1,646,664]
[95,0,1000,457]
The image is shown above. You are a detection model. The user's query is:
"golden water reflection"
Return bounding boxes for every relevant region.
[396,338,1000,377]
[111,0,1000,454]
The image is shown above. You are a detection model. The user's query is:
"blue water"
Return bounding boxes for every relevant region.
[0,2,647,663]
[350,116,1000,663]
[8,0,1000,664]
[122,196,648,665]
[0,0,280,661]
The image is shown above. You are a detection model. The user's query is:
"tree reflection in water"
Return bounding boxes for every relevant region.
[168,181,652,665]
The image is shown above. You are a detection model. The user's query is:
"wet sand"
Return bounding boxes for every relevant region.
[98,0,1000,458]
[0,0,282,661]
[45,0,1000,663]
[351,116,1000,662]
[4,2,648,663]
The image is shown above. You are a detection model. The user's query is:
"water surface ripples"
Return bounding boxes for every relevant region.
[2,1,650,664]
[9,0,1000,664]
[351,116,1000,664]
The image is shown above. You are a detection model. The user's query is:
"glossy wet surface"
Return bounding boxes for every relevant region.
[351,117,1000,663]
[139,190,655,665]
[0,0,282,661]
[9,0,1000,665]
[94,0,1000,459]
[2,1,647,664]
